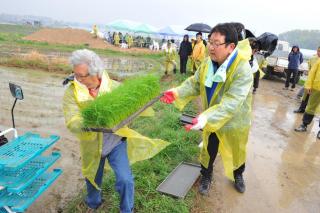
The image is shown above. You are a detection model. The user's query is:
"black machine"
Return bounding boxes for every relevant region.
[0,83,24,146]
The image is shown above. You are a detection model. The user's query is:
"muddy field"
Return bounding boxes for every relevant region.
[192,79,320,213]
[1,66,320,213]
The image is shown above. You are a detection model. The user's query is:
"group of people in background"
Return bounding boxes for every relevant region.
[278,43,320,139]
[164,32,207,75]
[108,32,134,48]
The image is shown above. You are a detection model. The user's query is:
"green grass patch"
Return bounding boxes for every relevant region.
[0,24,39,35]
[0,55,72,74]
[81,75,161,128]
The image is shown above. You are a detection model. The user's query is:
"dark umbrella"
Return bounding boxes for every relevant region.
[256,32,278,57]
[185,23,212,33]
[245,29,255,38]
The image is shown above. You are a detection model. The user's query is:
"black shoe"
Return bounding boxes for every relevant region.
[317,131,320,139]
[173,68,177,74]
[253,88,256,94]
[198,175,211,196]
[293,109,304,113]
[295,124,307,132]
[234,174,245,193]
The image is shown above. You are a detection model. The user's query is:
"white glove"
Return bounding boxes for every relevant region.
[190,114,207,130]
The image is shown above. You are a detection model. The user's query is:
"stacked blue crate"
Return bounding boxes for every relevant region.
[0,132,62,212]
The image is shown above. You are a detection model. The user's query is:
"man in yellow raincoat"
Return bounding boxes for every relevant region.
[114,32,120,46]
[295,57,320,139]
[126,34,133,49]
[191,32,206,73]
[63,49,168,212]
[294,46,320,113]
[164,40,177,75]
[161,23,253,194]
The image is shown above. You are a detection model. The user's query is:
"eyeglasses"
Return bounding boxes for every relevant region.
[209,42,227,48]
[74,73,90,80]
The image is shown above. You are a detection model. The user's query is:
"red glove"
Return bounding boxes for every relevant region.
[184,117,198,132]
[160,90,176,104]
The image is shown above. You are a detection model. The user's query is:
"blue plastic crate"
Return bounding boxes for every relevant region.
[0,169,62,212]
[0,152,61,193]
[0,132,60,170]
[0,207,7,213]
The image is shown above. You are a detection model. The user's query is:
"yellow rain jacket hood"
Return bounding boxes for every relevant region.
[63,71,169,189]
[172,39,253,180]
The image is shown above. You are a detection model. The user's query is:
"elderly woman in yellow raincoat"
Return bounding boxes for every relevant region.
[164,40,177,75]
[161,23,253,195]
[63,49,168,212]
[295,57,320,139]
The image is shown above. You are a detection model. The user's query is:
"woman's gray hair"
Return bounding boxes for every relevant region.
[69,49,105,77]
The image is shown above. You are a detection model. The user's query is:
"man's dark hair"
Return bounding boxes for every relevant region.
[210,23,238,46]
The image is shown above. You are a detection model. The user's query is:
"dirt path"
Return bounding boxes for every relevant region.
[192,79,320,213]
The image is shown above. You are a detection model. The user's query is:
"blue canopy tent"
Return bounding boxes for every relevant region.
[106,20,140,32]
[134,24,158,35]
[157,26,180,36]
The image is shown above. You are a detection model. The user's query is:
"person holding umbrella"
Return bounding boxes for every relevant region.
[191,32,206,73]
[179,35,192,74]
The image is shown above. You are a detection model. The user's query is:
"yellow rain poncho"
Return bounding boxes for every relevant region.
[308,55,320,70]
[92,25,98,38]
[192,40,206,71]
[164,47,177,74]
[172,39,253,180]
[255,53,267,79]
[304,59,320,115]
[114,33,120,46]
[63,71,169,189]
[127,35,133,48]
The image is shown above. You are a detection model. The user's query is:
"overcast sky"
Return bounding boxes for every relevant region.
[1,0,319,35]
